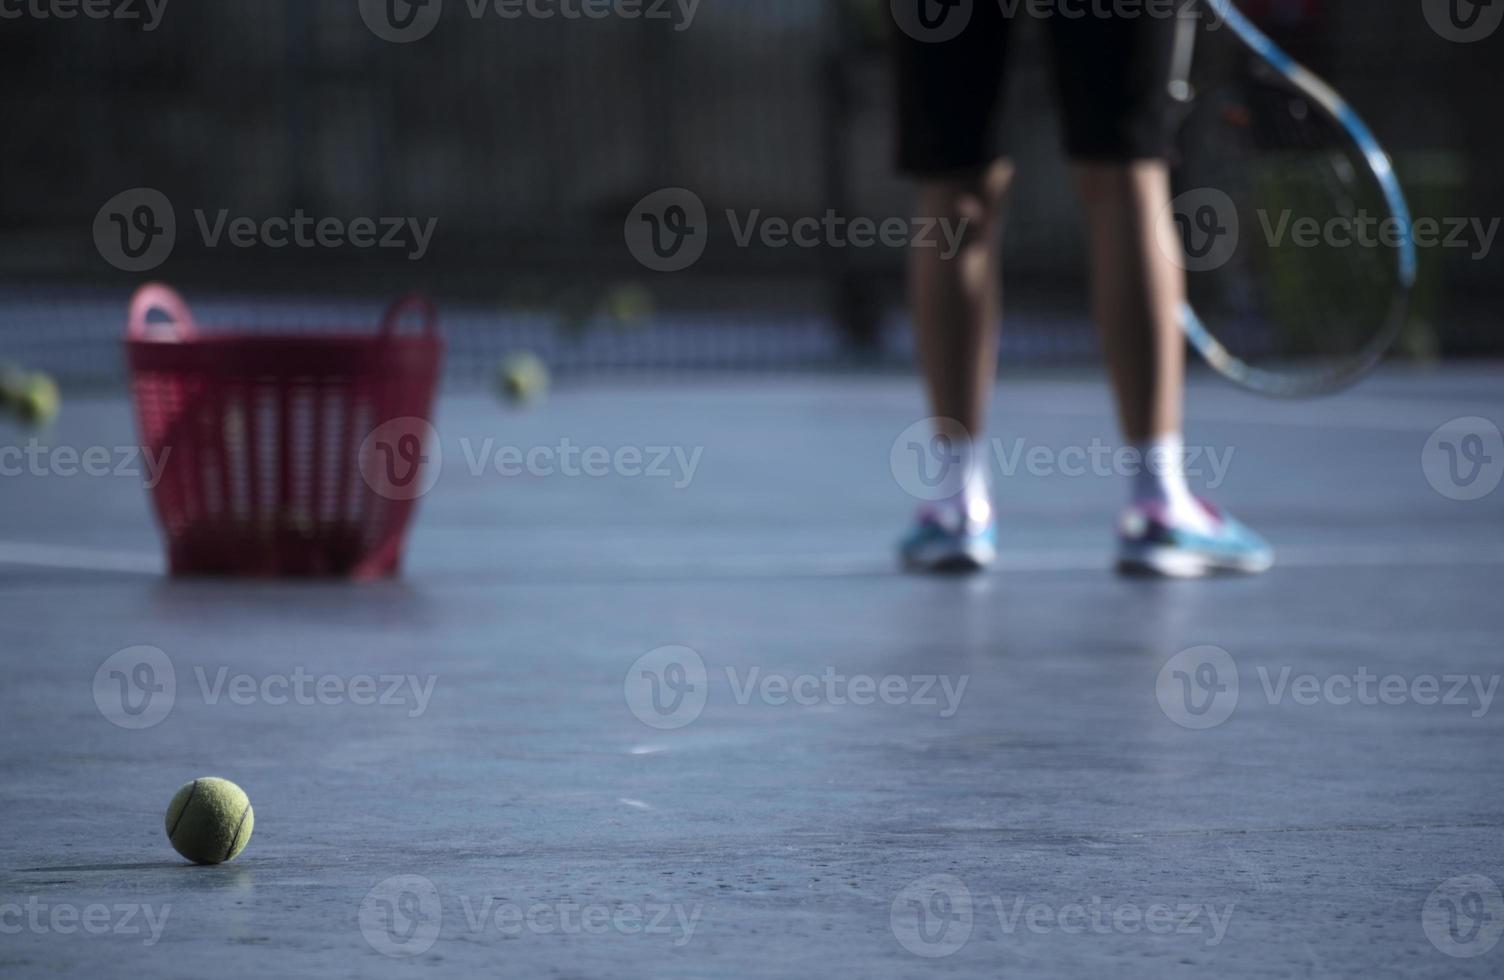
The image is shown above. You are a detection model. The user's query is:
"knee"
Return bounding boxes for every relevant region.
[916,160,1014,248]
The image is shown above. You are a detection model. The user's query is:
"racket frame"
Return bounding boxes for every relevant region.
[1172,0,1418,397]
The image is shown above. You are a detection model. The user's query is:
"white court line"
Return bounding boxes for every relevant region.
[0,541,163,575]
[0,540,1499,580]
[533,542,1504,578]
[446,543,1504,580]
[1033,396,1497,435]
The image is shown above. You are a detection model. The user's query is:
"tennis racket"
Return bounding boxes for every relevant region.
[1166,0,1417,396]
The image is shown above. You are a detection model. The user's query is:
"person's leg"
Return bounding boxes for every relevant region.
[1073,159,1216,537]
[1073,160,1183,448]
[1053,6,1271,575]
[893,2,1011,570]
[910,159,1014,528]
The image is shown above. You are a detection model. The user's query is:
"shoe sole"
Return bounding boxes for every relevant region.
[1116,542,1274,579]
[902,540,997,575]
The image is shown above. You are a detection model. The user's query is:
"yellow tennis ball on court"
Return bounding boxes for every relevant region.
[16,372,59,425]
[165,777,254,865]
[496,352,550,406]
[602,282,654,327]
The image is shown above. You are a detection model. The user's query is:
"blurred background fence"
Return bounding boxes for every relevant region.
[0,0,1497,384]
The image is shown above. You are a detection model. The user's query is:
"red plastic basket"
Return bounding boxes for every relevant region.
[125,283,444,579]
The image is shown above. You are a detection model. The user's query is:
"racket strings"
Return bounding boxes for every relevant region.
[1176,60,1405,376]
[1257,84,1396,358]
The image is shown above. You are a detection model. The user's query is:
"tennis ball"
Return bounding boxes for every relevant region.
[165,777,254,865]
[496,352,549,406]
[602,282,654,328]
[16,372,59,426]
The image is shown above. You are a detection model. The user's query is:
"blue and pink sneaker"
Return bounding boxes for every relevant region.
[1116,499,1274,578]
[899,507,998,573]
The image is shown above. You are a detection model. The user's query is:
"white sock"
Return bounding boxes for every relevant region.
[933,435,992,530]
[1130,434,1216,535]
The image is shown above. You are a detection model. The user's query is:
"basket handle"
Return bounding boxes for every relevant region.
[379,294,438,337]
[128,283,198,341]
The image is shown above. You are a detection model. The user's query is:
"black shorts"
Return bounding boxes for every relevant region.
[894,0,1181,173]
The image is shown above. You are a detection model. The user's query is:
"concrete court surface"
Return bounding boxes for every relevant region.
[1,367,1502,978]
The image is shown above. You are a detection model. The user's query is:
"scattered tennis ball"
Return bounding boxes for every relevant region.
[602,282,654,327]
[16,372,59,425]
[165,777,254,865]
[496,352,550,406]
